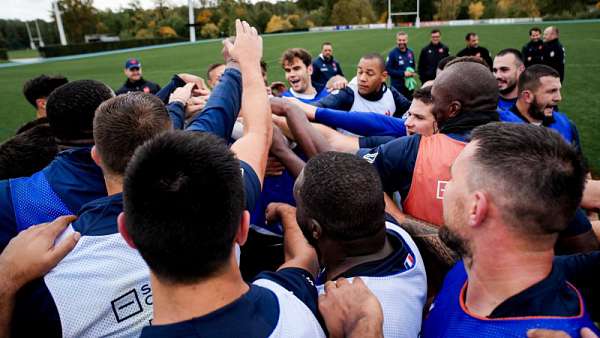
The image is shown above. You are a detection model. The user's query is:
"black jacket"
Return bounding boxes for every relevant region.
[115,78,161,95]
[521,40,544,67]
[543,39,565,82]
[418,42,449,83]
[457,46,493,71]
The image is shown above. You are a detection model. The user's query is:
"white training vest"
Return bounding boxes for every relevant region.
[317,222,427,338]
[252,279,326,338]
[348,77,397,116]
[45,225,153,338]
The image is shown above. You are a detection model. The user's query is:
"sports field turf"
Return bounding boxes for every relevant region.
[1,21,599,170]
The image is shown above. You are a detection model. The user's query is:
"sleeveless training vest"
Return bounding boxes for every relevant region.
[9,169,72,232]
[348,81,397,116]
[403,134,466,226]
[422,261,600,338]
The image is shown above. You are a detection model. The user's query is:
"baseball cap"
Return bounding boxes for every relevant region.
[125,58,141,70]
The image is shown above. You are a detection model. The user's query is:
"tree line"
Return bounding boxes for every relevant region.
[1,0,598,50]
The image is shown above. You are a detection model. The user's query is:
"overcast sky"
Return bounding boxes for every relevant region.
[0,0,244,21]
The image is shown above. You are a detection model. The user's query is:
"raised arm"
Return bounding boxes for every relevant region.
[227,20,272,187]
[315,108,407,137]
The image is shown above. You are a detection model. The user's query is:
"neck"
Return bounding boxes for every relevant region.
[151,257,249,325]
[500,90,518,101]
[104,175,123,195]
[323,236,393,281]
[35,109,45,119]
[464,234,554,317]
[515,99,540,123]
[298,84,316,96]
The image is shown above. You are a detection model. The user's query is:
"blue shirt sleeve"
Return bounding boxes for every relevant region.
[186,68,242,140]
[560,208,592,238]
[155,75,186,104]
[240,160,260,213]
[313,87,354,110]
[0,180,16,251]
[315,108,407,137]
[254,267,319,317]
[166,102,185,130]
[356,135,420,199]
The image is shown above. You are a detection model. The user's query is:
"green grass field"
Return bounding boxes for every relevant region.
[1,22,600,170]
[7,49,40,59]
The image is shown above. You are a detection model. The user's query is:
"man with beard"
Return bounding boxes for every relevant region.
[421,123,599,337]
[522,27,544,68]
[315,53,410,117]
[281,48,330,103]
[493,49,525,111]
[543,26,566,82]
[359,58,499,227]
[386,31,417,100]
[509,64,581,153]
[457,33,493,71]
[311,42,344,92]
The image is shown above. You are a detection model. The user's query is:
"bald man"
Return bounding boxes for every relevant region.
[359,58,499,228]
[542,26,565,82]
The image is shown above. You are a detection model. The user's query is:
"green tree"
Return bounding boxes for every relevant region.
[434,0,462,19]
[56,0,99,43]
[330,0,376,25]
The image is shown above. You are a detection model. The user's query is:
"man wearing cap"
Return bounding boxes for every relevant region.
[115,58,161,95]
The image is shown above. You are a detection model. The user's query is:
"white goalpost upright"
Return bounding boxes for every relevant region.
[52,1,68,46]
[387,0,421,29]
[188,0,196,42]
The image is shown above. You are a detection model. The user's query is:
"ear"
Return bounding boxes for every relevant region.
[117,212,137,249]
[310,219,323,240]
[235,210,250,247]
[91,145,102,167]
[307,64,313,76]
[381,70,388,81]
[448,101,462,118]
[467,191,489,228]
[522,90,534,104]
[517,64,525,74]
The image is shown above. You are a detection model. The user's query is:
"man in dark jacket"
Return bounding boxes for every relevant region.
[386,31,417,100]
[115,58,161,95]
[521,27,544,68]
[418,29,449,84]
[311,42,344,92]
[543,26,566,82]
[457,33,493,71]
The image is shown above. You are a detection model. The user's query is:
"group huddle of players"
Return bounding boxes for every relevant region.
[0,19,598,338]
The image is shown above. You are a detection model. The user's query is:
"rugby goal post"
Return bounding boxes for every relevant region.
[387,0,421,29]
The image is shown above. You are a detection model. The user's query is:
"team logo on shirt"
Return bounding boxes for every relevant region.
[404,253,415,269]
[143,87,150,93]
[438,48,444,53]
[111,289,144,323]
[436,181,448,200]
[550,51,555,57]
[363,152,378,164]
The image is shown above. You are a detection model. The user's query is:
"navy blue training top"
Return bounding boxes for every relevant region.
[0,147,106,251]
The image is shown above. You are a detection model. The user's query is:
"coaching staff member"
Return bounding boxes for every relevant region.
[418,29,449,83]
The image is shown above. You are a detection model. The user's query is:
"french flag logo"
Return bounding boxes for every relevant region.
[404,253,415,269]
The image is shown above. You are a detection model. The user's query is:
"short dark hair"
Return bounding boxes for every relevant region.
[529,27,541,35]
[206,63,224,80]
[465,32,477,41]
[431,29,441,35]
[123,131,245,284]
[94,93,171,175]
[299,152,385,241]
[518,64,560,94]
[360,52,385,71]
[437,55,457,71]
[281,48,312,68]
[413,86,433,105]
[470,123,585,235]
[321,41,332,48]
[46,80,114,142]
[22,75,68,107]
[0,124,58,180]
[496,48,523,65]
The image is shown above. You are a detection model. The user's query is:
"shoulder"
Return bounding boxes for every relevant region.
[254,267,319,316]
